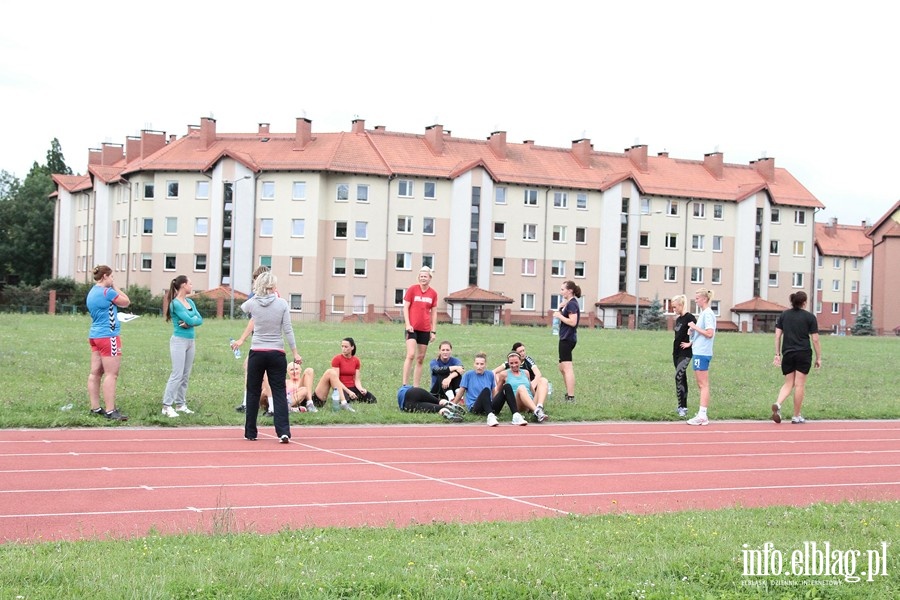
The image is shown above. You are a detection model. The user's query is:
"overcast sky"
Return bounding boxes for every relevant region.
[3,1,897,225]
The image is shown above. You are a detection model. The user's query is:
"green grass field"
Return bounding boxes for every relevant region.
[0,315,897,598]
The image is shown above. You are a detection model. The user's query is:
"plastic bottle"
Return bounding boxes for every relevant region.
[229,338,241,359]
[547,381,554,396]
[551,316,560,336]
[60,403,73,411]
[331,388,341,411]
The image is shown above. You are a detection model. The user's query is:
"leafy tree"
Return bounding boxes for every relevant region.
[46,138,72,176]
[851,303,875,336]
[639,295,666,330]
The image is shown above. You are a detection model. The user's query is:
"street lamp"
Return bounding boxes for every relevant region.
[225,175,251,319]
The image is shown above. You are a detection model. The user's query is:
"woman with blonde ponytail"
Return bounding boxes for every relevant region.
[686,288,717,426]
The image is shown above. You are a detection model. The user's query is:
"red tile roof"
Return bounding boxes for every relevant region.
[731,297,789,313]
[445,285,513,304]
[815,221,872,258]
[866,199,900,238]
[595,292,651,308]
[194,285,248,301]
[51,173,92,193]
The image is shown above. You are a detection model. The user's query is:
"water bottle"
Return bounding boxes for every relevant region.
[551,317,560,336]
[229,338,241,359]
[331,388,341,411]
[60,403,73,412]
[547,381,554,396]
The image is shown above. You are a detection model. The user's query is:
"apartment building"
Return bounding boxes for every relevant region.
[866,200,900,335]
[52,117,824,328]
[813,218,873,334]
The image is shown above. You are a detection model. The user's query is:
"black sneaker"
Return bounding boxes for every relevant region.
[90,407,104,416]
[279,434,290,444]
[235,404,246,413]
[104,408,128,421]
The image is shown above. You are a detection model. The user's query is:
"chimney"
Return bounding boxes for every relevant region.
[258,123,270,136]
[625,144,648,173]
[351,119,365,134]
[425,124,443,155]
[294,117,312,150]
[658,151,669,158]
[101,143,124,166]
[140,130,166,159]
[861,219,869,228]
[571,138,593,168]
[523,140,534,146]
[88,148,102,166]
[125,136,141,164]
[200,117,216,151]
[703,151,724,180]
[751,157,775,182]
[168,134,176,143]
[488,131,507,159]
[374,125,386,132]
[830,217,838,227]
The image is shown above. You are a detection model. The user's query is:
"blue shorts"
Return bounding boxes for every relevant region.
[692,355,712,371]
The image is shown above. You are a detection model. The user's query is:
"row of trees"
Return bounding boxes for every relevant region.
[0,139,70,287]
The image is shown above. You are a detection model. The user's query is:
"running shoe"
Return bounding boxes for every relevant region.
[686,413,709,426]
[340,402,356,413]
[486,413,499,427]
[161,405,179,418]
[444,402,466,416]
[791,415,806,424]
[771,403,782,424]
[305,400,318,413]
[534,406,548,423]
[90,407,104,416]
[511,412,528,426]
[235,404,246,413]
[176,405,194,414]
[441,409,463,423]
[104,408,128,421]
[677,407,688,418]
[280,434,290,443]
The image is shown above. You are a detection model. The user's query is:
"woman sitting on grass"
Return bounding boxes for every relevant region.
[397,385,464,422]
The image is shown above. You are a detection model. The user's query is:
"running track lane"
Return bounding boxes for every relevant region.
[1,420,898,542]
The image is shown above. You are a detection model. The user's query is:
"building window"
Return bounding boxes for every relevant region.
[165,217,178,235]
[793,241,805,257]
[424,181,436,199]
[815,301,822,314]
[575,261,585,278]
[552,226,567,242]
[690,267,704,283]
[691,234,704,250]
[142,218,153,235]
[398,180,413,197]
[693,202,705,218]
[638,264,648,281]
[354,259,367,277]
[396,252,411,270]
[851,259,859,269]
[851,280,858,292]
[290,257,303,274]
[259,256,272,268]
[195,217,208,236]
[524,189,538,206]
[712,236,723,252]
[576,193,587,209]
[335,221,348,239]
[292,219,306,237]
[336,184,349,202]
[817,255,824,268]
[830,302,839,314]
[553,192,568,208]
[355,221,368,239]
[769,272,778,286]
[141,253,152,270]
[833,258,841,269]
[551,260,566,276]
[492,257,505,274]
[639,232,649,247]
[575,227,586,243]
[523,224,537,241]
[194,254,207,271]
[164,254,176,271]
[851,303,857,314]
[711,268,722,284]
[664,266,677,282]
[665,233,678,249]
[710,301,720,316]
[333,258,346,276]
[352,295,366,314]
[196,181,209,200]
[423,217,435,235]
[494,222,506,239]
[356,184,369,203]
[713,204,723,219]
[832,279,840,291]
[816,278,822,290]
[144,182,155,199]
[331,295,345,314]
[771,208,780,223]
[260,218,273,237]
[290,294,303,311]
[522,258,536,276]
[495,187,507,204]
[394,289,404,306]
[261,181,275,200]
[794,210,806,225]
[422,254,435,270]
[292,182,306,200]
[397,216,413,233]
[521,293,535,310]
[792,272,804,288]
[666,200,678,216]
[770,240,779,255]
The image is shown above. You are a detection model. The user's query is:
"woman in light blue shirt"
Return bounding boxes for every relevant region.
[161,276,204,417]
[686,288,717,426]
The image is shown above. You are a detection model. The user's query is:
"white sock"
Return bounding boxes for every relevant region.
[698,406,708,416]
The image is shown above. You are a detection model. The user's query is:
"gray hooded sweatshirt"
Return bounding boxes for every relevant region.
[241,293,297,352]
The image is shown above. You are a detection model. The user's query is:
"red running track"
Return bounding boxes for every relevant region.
[1,420,898,542]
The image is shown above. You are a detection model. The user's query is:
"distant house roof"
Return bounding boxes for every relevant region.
[51,173,92,193]
[445,285,513,304]
[731,297,789,313]
[194,285,248,302]
[866,199,900,239]
[815,220,872,258]
[595,292,651,308]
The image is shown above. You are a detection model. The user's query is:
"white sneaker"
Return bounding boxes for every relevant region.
[175,405,194,414]
[686,413,709,426]
[486,413,499,427]
[161,405,179,418]
[511,412,527,426]
[305,400,318,413]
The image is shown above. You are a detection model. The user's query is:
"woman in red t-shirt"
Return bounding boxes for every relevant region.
[402,266,438,387]
[331,337,375,403]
